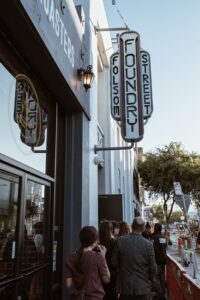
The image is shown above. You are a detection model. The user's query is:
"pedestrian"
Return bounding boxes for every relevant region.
[118,221,131,237]
[142,222,152,240]
[151,223,167,300]
[99,220,117,300]
[112,221,120,239]
[111,217,157,300]
[66,226,110,300]
[33,221,44,263]
[196,230,200,248]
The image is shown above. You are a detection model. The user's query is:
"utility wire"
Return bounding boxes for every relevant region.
[113,2,129,29]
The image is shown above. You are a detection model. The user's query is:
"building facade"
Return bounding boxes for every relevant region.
[0,1,140,299]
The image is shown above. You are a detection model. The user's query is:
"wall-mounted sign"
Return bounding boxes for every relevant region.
[174,194,191,213]
[14,74,47,147]
[119,31,143,142]
[173,182,183,196]
[110,52,120,120]
[140,50,153,119]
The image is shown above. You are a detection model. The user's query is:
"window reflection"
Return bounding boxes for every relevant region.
[0,268,46,300]
[0,172,19,278]
[0,63,47,173]
[23,180,48,269]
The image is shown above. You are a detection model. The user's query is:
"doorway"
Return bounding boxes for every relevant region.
[0,160,53,300]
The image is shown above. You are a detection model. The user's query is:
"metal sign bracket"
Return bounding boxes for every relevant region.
[94,26,129,34]
[94,142,134,154]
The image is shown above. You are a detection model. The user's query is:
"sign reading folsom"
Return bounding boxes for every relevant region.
[110,52,120,120]
[140,50,153,119]
[119,31,143,142]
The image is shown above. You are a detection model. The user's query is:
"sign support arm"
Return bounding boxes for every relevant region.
[94,142,134,154]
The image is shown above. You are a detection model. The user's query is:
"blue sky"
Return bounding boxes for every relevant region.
[103,0,200,154]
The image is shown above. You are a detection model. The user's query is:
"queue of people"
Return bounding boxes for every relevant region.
[65,218,167,300]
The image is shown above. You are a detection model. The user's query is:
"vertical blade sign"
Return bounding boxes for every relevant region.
[140,50,153,119]
[120,31,143,142]
[110,52,121,120]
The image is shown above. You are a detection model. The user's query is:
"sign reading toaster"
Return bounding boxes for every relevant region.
[119,31,144,142]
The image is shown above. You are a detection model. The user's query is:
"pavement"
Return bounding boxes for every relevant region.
[167,233,200,285]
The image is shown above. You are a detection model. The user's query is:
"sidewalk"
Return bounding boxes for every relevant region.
[167,236,200,285]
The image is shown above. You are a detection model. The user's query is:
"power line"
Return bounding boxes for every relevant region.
[113,2,129,28]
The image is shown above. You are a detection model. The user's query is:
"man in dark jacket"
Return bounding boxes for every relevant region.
[151,223,167,300]
[142,222,152,240]
[111,217,157,300]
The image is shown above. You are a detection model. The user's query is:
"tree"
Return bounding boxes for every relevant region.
[138,142,200,227]
[168,210,183,224]
[152,203,165,223]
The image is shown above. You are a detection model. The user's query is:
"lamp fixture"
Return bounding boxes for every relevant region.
[77,65,95,92]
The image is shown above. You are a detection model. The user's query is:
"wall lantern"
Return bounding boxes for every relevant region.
[77,65,95,92]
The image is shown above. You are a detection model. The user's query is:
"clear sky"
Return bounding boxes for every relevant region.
[103,0,200,154]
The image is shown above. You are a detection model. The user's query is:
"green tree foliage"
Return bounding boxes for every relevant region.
[138,142,200,225]
[168,210,183,224]
[152,203,165,223]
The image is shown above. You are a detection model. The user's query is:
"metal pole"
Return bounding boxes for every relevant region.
[182,195,188,223]
[94,142,134,154]
[94,26,129,33]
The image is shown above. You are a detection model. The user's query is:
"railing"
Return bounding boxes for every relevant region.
[166,254,200,300]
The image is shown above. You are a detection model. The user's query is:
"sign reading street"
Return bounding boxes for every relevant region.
[140,50,153,119]
[110,52,120,120]
[120,31,143,142]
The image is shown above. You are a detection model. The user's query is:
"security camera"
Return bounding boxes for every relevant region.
[94,155,104,166]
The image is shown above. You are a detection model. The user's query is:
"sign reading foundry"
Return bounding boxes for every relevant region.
[140,50,153,119]
[110,52,120,121]
[119,31,143,142]
[19,0,88,110]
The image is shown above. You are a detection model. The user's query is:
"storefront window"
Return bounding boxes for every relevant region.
[0,63,47,173]
[0,171,19,278]
[0,268,47,300]
[23,180,49,270]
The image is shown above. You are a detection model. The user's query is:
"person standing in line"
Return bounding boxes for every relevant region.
[112,221,120,239]
[66,226,110,300]
[111,217,157,300]
[196,230,200,248]
[118,221,131,237]
[142,222,152,240]
[150,223,167,300]
[99,221,117,300]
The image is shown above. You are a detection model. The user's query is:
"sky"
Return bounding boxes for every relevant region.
[103,0,200,154]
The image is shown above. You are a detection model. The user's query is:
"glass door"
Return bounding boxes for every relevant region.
[0,166,52,300]
[0,170,19,279]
